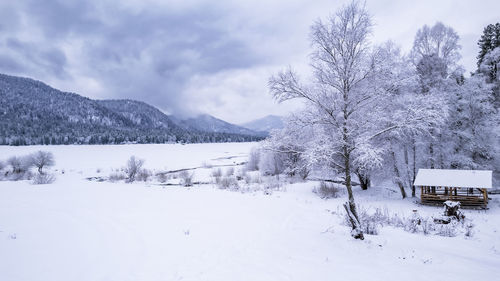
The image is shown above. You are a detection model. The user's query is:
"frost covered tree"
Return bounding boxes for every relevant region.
[262,114,312,179]
[410,22,462,169]
[448,75,498,170]
[269,1,424,239]
[124,156,144,182]
[477,23,500,69]
[269,1,379,239]
[30,151,55,174]
[478,46,500,107]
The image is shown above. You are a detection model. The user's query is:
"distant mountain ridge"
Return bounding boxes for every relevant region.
[0,73,264,145]
[173,114,267,137]
[241,115,284,133]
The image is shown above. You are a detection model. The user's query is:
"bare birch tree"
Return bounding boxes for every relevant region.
[269,1,378,239]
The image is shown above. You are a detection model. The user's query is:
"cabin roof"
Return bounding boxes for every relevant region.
[414,169,492,189]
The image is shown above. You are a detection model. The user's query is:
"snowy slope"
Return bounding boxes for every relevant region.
[241,115,284,132]
[0,143,499,281]
[172,114,267,137]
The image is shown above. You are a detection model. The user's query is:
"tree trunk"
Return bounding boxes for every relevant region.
[429,142,435,169]
[404,145,413,196]
[342,96,363,240]
[344,150,364,240]
[391,150,407,199]
[355,170,370,190]
[412,141,417,197]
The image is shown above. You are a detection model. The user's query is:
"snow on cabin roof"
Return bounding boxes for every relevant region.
[414,169,492,189]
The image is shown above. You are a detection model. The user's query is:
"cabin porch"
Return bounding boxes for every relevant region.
[419,186,488,208]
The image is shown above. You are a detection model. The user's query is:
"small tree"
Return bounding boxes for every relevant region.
[124,156,144,182]
[31,151,55,174]
[7,156,25,174]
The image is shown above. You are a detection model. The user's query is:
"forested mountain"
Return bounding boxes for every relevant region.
[0,73,263,145]
[241,115,284,133]
[172,114,267,137]
[97,99,178,130]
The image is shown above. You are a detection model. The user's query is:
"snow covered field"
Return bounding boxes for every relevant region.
[0,143,499,281]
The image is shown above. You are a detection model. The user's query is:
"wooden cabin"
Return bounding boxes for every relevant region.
[414,169,492,208]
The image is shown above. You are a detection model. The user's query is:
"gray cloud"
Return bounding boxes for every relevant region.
[0,0,499,123]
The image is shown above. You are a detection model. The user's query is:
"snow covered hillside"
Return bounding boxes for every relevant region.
[0,143,499,281]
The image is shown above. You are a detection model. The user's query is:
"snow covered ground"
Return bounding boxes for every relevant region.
[0,143,499,281]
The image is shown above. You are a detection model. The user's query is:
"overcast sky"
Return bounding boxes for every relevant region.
[1,0,498,123]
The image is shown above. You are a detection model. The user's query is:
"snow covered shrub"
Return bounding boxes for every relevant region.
[405,211,422,233]
[420,218,435,235]
[354,208,379,235]
[243,173,252,184]
[362,219,378,235]
[211,167,222,178]
[32,173,55,185]
[464,222,474,238]
[0,160,5,172]
[246,147,261,171]
[137,169,152,182]
[313,181,342,199]
[436,221,459,237]
[211,168,222,184]
[225,167,235,176]
[179,170,194,187]
[236,168,246,181]
[202,161,213,168]
[109,171,126,182]
[258,151,285,176]
[124,156,144,182]
[218,175,239,190]
[156,172,170,183]
[30,151,55,174]
[262,177,283,194]
[7,156,31,174]
[6,155,33,180]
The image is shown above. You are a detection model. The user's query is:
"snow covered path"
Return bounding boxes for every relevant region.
[0,143,499,281]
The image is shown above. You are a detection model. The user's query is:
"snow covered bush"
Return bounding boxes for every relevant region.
[201,161,213,168]
[5,155,33,180]
[211,168,222,184]
[137,168,152,182]
[258,151,285,176]
[313,181,342,199]
[262,177,283,194]
[32,173,56,185]
[225,167,234,176]
[179,170,194,187]
[337,206,472,238]
[109,171,126,182]
[464,222,475,238]
[156,172,170,183]
[124,156,144,182]
[217,175,239,190]
[235,168,246,181]
[246,147,261,171]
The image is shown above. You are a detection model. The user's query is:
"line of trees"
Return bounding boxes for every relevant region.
[0,131,262,146]
[266,1,499,239]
